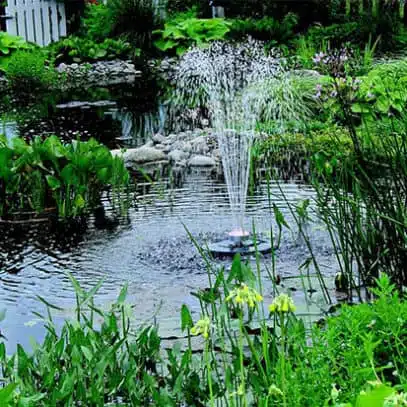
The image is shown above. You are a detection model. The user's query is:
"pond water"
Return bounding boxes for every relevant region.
[0,84,338,351]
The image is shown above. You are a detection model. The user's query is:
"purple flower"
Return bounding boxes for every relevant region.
[316,84,323,91]
[313,52,325,64]
[367,92,374,99]
[330,90,338,97]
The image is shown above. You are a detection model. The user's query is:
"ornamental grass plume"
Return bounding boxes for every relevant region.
[226,283,263,308]
[269,293,296,313]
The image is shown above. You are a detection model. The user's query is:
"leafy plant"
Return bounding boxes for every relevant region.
[49,36,133,64]
[0,256,405,407]
[229,13,299,47]
[2,49,57,94]
[311,52,407,291]
[0,135,129,219]
[0,32,32,57]
[351,59,407,117]
[154,10,231,55]
[82,1,114,42]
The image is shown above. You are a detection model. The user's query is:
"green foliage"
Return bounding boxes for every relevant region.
[2,49,57,94]
[0,135,129,218]
[49,36,133,64]
[305,22,360,49]
[352,59,407,117]
[0,260,405,406]
[82,2,114,42]
[0,32,32,57]
[154,11,231,55]
[228,13,299,47]
[81,0,162,53]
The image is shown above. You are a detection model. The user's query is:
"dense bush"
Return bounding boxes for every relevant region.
[83,0,162,53]
[154,10,231,55]
[2,50,57,94]
[228,13,299,47]
[49,36,133,64]
[0,32,32,58]
[0,135,129,219]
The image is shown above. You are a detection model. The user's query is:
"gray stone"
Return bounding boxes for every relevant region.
[168,149,187,163]
[112,146,167,166]
[152,133,166,144]
[188,155,216,167]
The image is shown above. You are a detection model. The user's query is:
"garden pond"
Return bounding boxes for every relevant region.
[0,83,339,351]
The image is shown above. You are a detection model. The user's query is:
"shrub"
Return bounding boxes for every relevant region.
[0,135,129,218]
[3,49,57,94]
[228,13,299,47]
[82,0,162,53]
[82,1,114,42]
[49,36,133,64]
[0,32,32,57]
[154,10,231,55]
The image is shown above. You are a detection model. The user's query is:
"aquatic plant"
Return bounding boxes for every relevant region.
[0,135,129,219]
[0,260,405,406]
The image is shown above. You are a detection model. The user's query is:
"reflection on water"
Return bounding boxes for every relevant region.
[0,81,165,147]
[0,172,337,350]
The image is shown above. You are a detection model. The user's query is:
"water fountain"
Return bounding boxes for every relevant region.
[173,41,288,256]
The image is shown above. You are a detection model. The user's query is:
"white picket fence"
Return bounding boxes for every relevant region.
[5,0,67,46]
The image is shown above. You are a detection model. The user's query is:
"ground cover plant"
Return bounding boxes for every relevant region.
[0,135,129,219]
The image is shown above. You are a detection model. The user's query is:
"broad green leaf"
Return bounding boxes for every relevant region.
[180,304,193,331]
[356,384,395,407]
[46,175,61,190]
[0,383,17,404]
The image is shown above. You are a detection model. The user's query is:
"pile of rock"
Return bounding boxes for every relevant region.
[111,128,222,178]
[56,60,141,88]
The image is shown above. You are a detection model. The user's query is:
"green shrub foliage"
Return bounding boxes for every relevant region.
[49,37,133,64]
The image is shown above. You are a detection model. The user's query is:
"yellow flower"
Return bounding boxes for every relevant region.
[226,284,263,308]
[190,316,211,339]
[269,294,296,314]
[268,384,283,397]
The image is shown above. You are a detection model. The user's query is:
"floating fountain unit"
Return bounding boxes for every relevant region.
[208,228,272,256]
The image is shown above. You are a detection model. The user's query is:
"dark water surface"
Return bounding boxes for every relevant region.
[0,173,337,351]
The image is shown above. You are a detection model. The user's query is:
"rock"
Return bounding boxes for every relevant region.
[152,134,166,144]
[190,136,210,154]
[57,59,142,90]
[182,142,192,153]
[168,149,187,163]
[188,155,216,167]
[112,147,167,166]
